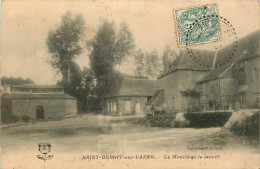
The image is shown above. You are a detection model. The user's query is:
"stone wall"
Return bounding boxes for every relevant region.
[4,98,77,119]
[243,57,260,107]
[159,70,206,113]
[199,78,237,110]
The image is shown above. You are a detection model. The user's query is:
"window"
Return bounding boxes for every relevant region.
[50,89,63,93]
[17,88,30,93]
[112,102,114,113]
[180,104,185,113]
[205,95,209,103]
[31,89,48,93]
[135,101,141,114]
[125,101,131,112]
[113,102,117,113]
[168,96,172,110]
[172,97,175,110]
[109,102,112,113]
[240,93,246,108]
[238,70,246,85]
[238,62,245,69]
[32,89,37,93]
[107,102,109,112]
[39,89,48,93]
[147,96,152,102]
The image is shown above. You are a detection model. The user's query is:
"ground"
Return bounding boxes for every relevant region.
[1,114,260,169]
[1,114,258,154]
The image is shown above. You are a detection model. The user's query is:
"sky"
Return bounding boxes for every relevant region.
[1,0,259,85]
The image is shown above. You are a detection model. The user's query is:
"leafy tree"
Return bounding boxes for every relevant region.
[134,49,163,79]
[181,89,201,98]
[77,67,98,112]
[46,12,85,86]
[162,45,177,73]
[181,89,201,110]
[1,76,35,86]
[56,61,82,95]
[134,49,146,78]
[81,67,95,95]
[145,50,162,79]
[55,63,99,113]
[88,19,134,97]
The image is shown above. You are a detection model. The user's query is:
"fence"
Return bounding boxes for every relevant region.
[184,100,259,113]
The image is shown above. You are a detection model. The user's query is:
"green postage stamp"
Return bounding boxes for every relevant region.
[174,4,221,47]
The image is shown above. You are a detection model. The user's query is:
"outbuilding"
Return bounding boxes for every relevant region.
[104,77,160,115]
[1,84,77,123]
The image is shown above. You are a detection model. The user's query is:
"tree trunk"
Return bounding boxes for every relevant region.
[68,62,71,86]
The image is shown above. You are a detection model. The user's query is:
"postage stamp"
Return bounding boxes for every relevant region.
[174,4,221,47]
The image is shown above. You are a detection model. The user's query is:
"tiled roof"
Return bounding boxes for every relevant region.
[198,62,235,82]
[199,29,260,82]
[0,93,75,99]
[159,49,215,78]
[236,30,260,62]
[12,84,64,89]
[108,77,160,97]
[146,89,164,106]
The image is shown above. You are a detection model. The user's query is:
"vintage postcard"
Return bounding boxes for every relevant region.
[1,0,260,169]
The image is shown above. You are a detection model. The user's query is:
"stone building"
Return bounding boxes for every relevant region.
[235,31,260,109]
[198,30,260,110]
[148,30,260,113]
[1,84,77,122]
[104,77,159,115]
[197,41,239,111]
[152,49,215,113]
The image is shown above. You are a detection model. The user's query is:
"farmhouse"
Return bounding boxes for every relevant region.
[198,30,260,110]
[148,30,260,113]
[104,77,159,115]
[1,84,77,122]
[150,49,215,113]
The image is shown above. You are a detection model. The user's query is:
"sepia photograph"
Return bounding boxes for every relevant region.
[0,0,259,169]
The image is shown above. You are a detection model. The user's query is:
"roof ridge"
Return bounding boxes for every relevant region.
[177,51,185,69]
[212,50,218,69]
[218,62,235,78]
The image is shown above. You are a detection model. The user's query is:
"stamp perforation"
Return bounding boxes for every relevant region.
[173,3,222,48]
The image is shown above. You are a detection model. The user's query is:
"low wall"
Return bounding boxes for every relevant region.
[184,112,232,128]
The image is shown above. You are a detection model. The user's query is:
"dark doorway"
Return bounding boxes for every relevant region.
[36,106,44,119]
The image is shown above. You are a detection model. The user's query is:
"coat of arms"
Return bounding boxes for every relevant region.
[37,143,54,162]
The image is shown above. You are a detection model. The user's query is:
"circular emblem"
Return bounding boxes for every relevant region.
[185,15,238,68]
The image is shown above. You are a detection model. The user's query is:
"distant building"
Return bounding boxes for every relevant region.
[1,84,77,122]
[104,77,159,115]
